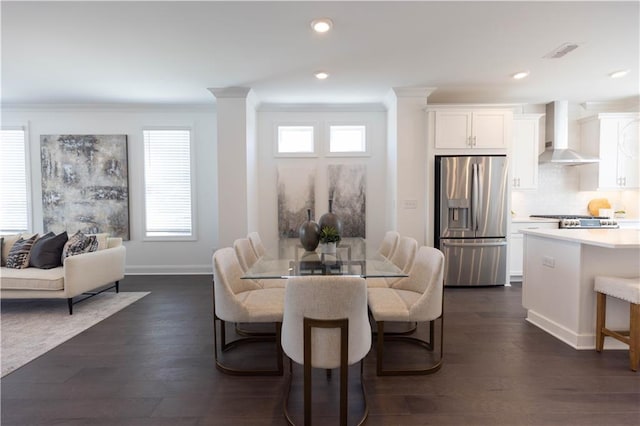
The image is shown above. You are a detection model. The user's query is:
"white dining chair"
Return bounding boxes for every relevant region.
[212,247,285,375]
[247,231,266,258]
[378,231,400,259]
[368,246,445,375]
[282,275,371,425]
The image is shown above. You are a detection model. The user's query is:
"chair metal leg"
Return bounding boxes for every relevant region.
[212,280,283,376]
[376,314,444,376]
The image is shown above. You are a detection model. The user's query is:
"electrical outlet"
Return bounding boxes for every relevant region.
[403,199,418,209]
[542,256,555,268]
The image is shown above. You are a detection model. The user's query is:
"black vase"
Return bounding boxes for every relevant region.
[318,199,343,236]
[299,209,320,252]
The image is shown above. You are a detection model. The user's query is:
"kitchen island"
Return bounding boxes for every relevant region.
[521,228,640,349]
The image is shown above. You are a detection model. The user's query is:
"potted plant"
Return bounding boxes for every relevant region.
[319,226,340,254]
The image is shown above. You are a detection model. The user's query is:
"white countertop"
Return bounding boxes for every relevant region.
[520,228,640,249]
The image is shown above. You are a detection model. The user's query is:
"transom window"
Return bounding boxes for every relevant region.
[277,125,315,155]
[329,125,367,153]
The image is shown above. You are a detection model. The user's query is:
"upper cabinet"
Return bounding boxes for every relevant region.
[579,113,640,190]
[511,114,543,190]
[434,109,512,149]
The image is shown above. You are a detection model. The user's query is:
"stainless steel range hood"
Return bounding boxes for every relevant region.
[539,101,599,164]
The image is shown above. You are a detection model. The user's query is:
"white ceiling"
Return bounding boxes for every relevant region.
[2,1,639,106]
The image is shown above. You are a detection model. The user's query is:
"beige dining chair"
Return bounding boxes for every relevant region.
[368,235,418,289]
[212,247,285,375]
[282,276,371,426]
[247,231,266,258]
[368,246,445,376]
[234,238,259,272]
[378,231,400,259]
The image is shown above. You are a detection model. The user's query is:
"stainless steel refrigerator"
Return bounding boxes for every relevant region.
[434,155,508,286]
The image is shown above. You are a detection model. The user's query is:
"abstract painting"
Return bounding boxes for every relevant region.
[277,165,315,238]
[40,134,129,239]
[327,164,366,238]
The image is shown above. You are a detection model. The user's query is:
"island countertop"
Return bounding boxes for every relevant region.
[519,228,640,249]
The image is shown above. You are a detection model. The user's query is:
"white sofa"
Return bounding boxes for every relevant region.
[1,237,126,314]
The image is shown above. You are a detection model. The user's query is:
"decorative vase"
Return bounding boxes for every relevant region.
[298,208,320,251]
[318,199,343,236]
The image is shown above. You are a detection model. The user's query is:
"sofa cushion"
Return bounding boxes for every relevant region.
[62,231,98,260]
[5,234,39,269]
[30,231,69,269]
[0,266,65,291]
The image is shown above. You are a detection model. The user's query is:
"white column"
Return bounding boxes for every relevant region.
[385,87,435,244]
[208,87,257,248]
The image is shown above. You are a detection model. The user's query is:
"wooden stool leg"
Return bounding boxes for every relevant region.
[596,292,607,352]
[630,303,639,372]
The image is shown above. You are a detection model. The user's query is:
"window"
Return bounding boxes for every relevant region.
[277,125,315,155]
[143,129,194,239]
[329,125,367,154]
[0,128,30,234]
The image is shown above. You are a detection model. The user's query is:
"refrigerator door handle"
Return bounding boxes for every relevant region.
[441,241,507,248]
[471,163,479,232]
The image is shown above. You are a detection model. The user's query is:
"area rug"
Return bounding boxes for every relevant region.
[1,292,149,377]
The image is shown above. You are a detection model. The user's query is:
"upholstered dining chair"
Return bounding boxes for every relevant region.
[368,235,418,289]
[248,231,266,258]
[367,246,445,376]
[378,231,400,259]
[212,247,285,375]
[282,276,371,426]
[234,238,259,272]
[234,237,286,290]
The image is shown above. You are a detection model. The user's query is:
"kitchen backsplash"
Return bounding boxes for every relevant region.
[511,163,639,218]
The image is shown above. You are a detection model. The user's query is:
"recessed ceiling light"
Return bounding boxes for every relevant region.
[609,69,630,79]
[311,18,333,33]
[314,71,329,80]
[512,71,530,80]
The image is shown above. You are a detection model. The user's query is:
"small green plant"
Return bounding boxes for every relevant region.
[319,226,341,244]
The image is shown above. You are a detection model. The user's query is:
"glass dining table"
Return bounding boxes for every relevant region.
[242,237,408,279]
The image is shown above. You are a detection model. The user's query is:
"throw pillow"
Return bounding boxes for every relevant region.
[5,234,39,269]
[62,231,99,261]
[1,234,22,266]
[0,237,4,266]
[30,231,69,269]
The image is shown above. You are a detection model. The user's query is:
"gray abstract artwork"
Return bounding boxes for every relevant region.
[40,134,130,239]
[277,165,315,238]
[327,164,366,238]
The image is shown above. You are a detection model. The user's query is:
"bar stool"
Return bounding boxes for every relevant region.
[594,276,640,371]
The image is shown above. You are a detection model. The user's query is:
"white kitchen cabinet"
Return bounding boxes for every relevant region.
[434,110,511,149]
[579,113,640,190]
[511,114,542,190]
[509,220,558,282]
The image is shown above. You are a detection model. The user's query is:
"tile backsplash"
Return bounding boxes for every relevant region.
[511,163,639,218]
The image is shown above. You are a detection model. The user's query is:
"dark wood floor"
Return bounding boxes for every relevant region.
[2,276,639,425]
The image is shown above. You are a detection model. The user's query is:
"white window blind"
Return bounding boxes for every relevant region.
[277,125,315,153]
[143,129,193,238]
[329,125,367,153]
[0,129,29,234]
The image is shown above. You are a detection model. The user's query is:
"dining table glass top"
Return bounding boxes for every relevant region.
[242,237,408,279]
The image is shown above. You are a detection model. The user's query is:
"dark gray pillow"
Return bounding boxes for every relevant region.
[30,231,68,269]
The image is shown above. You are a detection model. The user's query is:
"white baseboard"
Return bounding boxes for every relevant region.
[125,264,212,275]
[526,310,627,350]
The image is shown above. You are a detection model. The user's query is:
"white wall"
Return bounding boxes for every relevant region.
[1,105,218,274]
[256,107,388,250]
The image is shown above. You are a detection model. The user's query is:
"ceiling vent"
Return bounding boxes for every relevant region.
[543,42,579,59]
